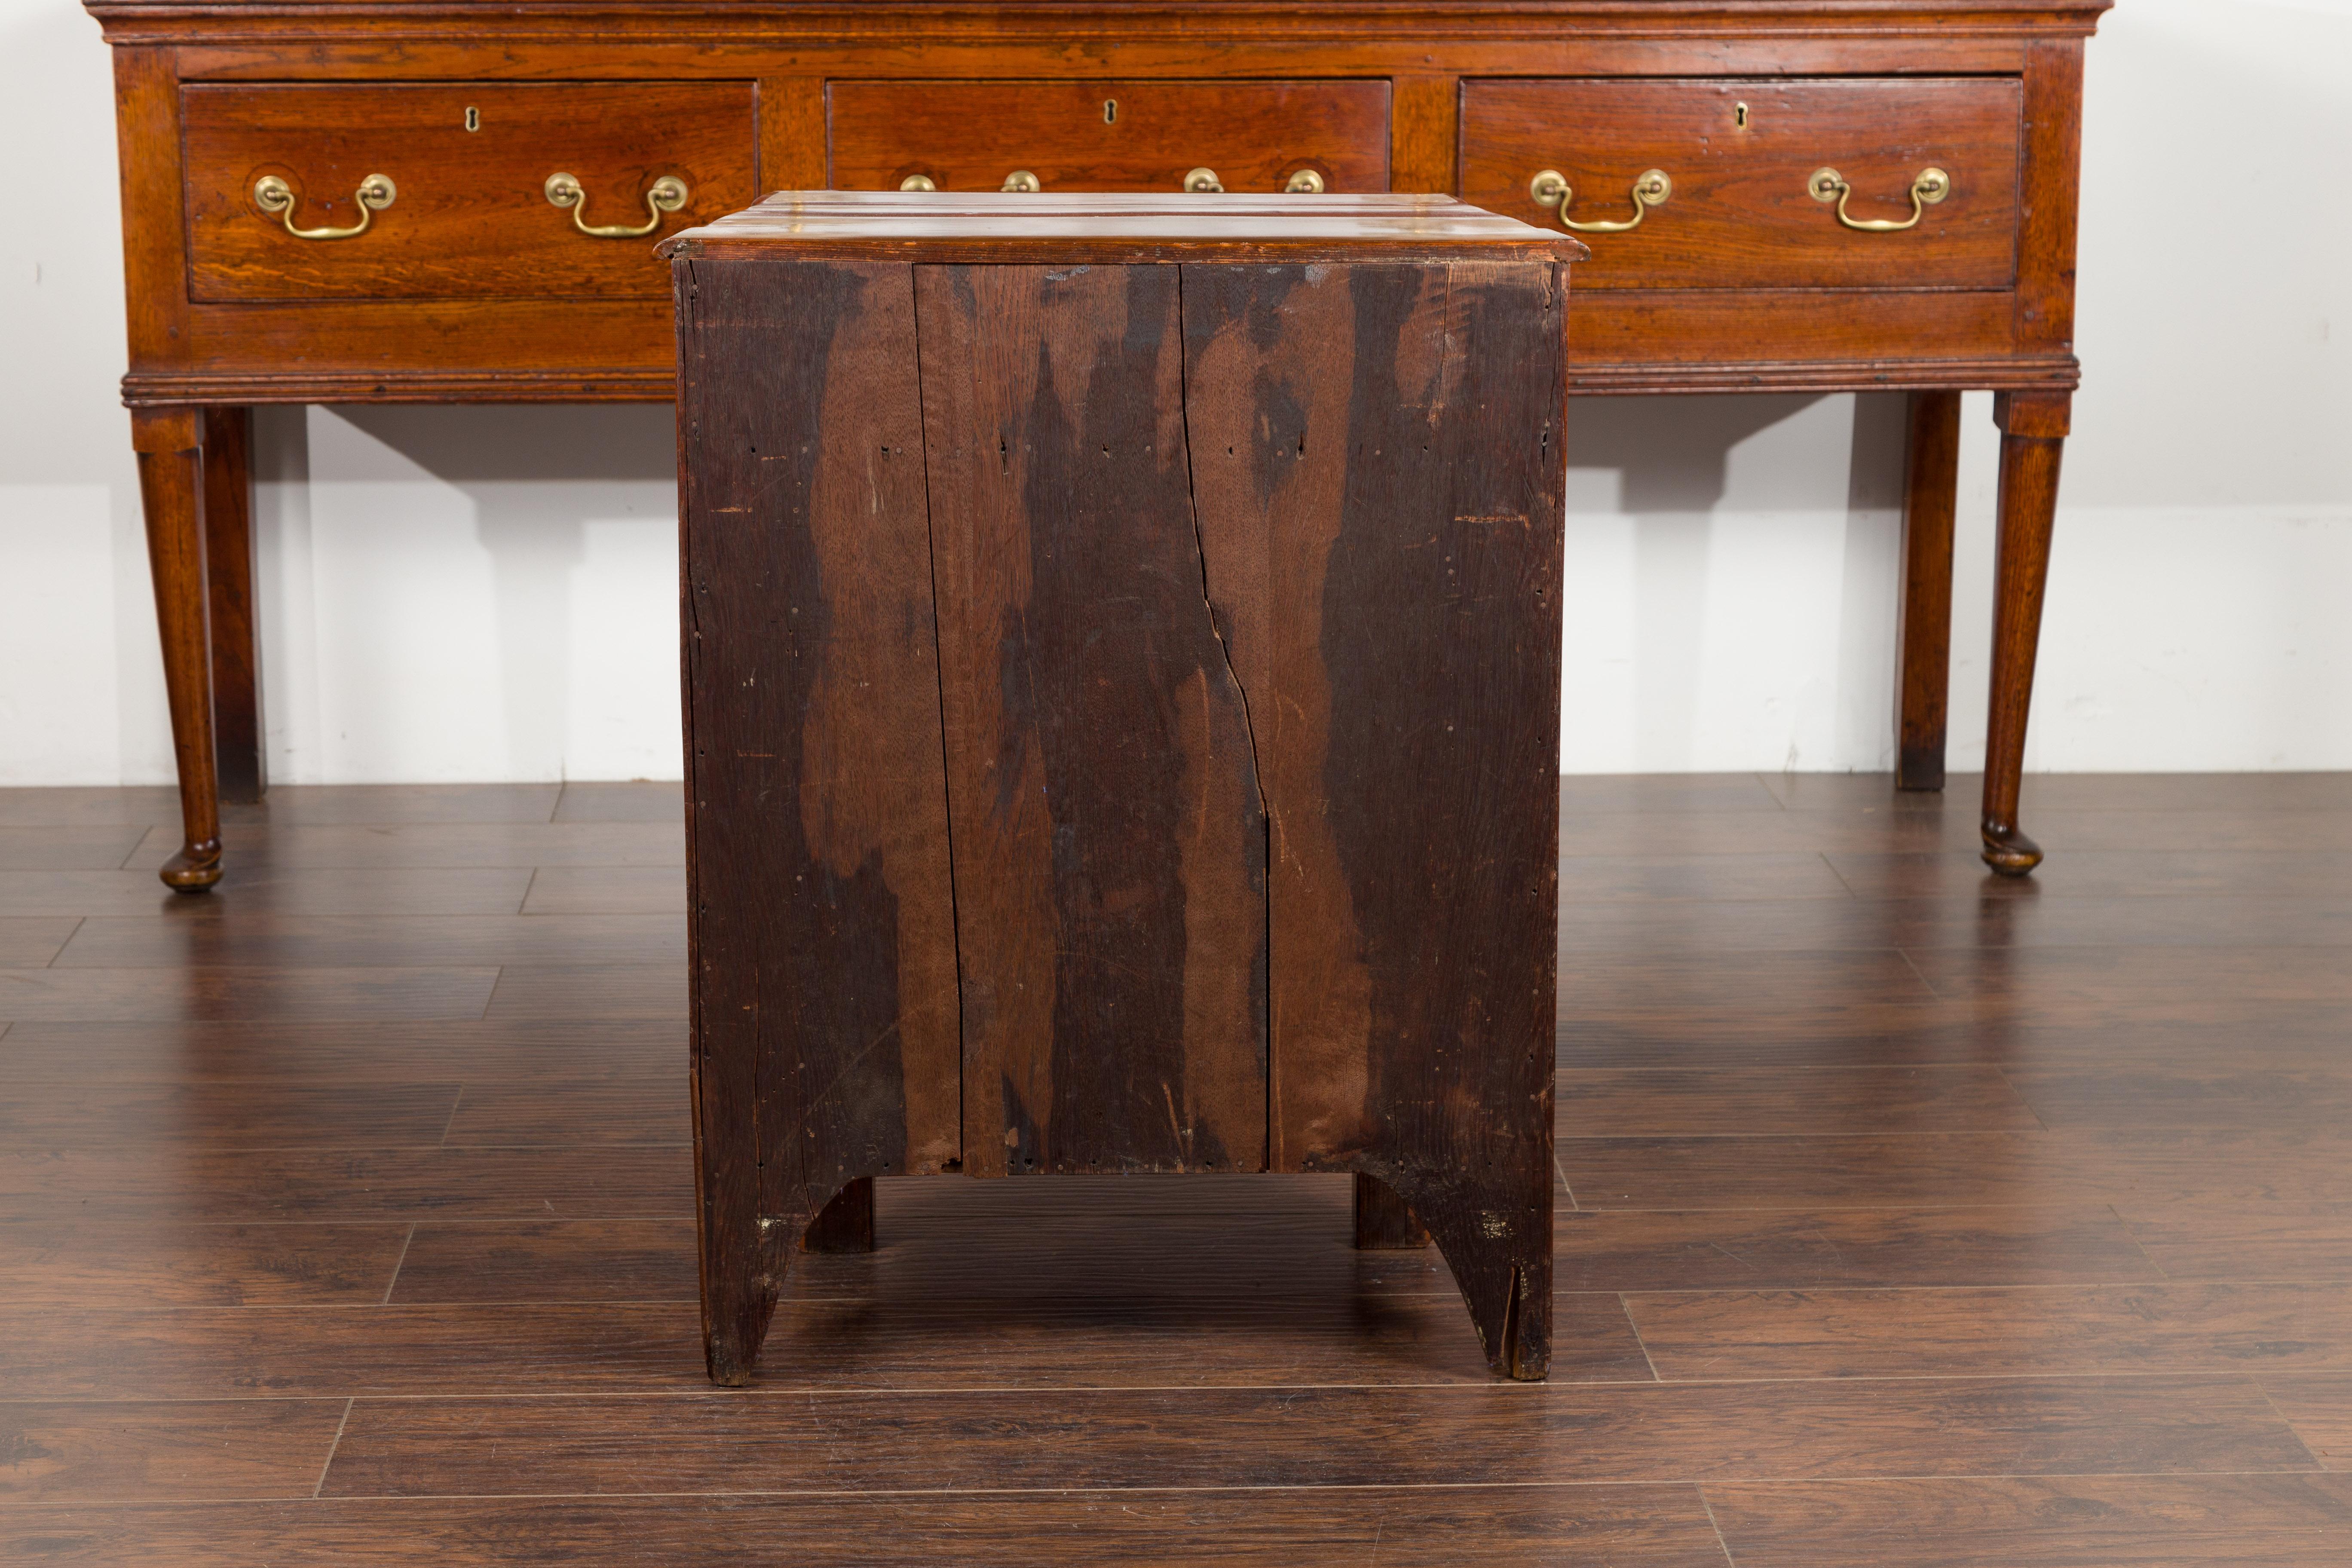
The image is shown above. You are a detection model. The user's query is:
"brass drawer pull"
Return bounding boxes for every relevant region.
[1183,167,1225,193]
[1529,168,1670,233]
[1001,169,1041,193]
[899,173,937,192]
[253,172,395,240]
[1286,169,1326,194]
[545,172,688,237]
[1808,166,1951,232]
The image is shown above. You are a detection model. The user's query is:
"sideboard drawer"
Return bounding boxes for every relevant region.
[1459,78,2021,290]
[828,80,1389,194]
[184,83,757,302]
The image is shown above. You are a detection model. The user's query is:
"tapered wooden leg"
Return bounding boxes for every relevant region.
[201,407,266,805]
[802,1175,877,1253]
[1381,1166,1553,1381]
[132,408,223,892]
[1981,391,2070,876]
[1894,389,1960,791]
[1353,1173,1430,1249]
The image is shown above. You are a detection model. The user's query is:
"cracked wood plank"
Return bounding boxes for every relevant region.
[677,256,962,1382]
[1182,260,1568,1378]
[917,262,1269,1177]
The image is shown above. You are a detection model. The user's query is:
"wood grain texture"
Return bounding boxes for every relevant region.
[2262,1377,2352,1470]
[130,408,221,891]
[1559,1206,2163,1292]
[1180,258,1566,1378]
[828,80,1389,194]
[2126,1203,2352,1283]
[199,406,264,804]
[93,6,2105,878]
[0,1488,1734,1567]
[1557,1064,2040,1135]
[1709,1474,2352,1566]
[0,917,81,967]
[0,966,497,1023]
[52,913,683,969]
[678,254,962,1381]
[1981,390,2070,873]
[0,1221,412,1307]
[387,1220,699,1303]
[0,1400,348,1504]
[184,83,754,300]
[550,781,681,823]
[1895,387,1960,790]
[16,771,2352,1562]
[0,1081,462,1148]
[317,1375,2307,1495]
[1460,77,2023,289]
[918,261,1267,1179]
[1390,73,1456,194]
[0,1295,1644,1399]
[0,830,146,872]
[0,1146,690,1223]
[0,1017,675,1087]
[1623,1282,2352,1381]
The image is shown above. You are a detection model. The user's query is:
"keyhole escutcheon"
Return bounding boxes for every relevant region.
[1103,98,1118,124]
[465,106,480,132]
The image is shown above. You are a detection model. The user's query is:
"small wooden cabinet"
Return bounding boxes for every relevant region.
[87,0,2107,891]
[671,193,1578,1382]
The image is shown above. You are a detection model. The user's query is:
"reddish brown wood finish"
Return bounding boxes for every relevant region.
[1895,389,1960,792]
[1460,77,2022,289]
[199,406,264,804]
[88,0,2107,884]
[1982,389,2070,875]
[131,408,223,891]
[185,83,756,300]
[675,193,1568,1381]
[828,79,1390,194]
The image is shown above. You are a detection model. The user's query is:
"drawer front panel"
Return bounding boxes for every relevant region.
[1460,78,2021,290]
[828,80,1388,194]
[185,83,758,302]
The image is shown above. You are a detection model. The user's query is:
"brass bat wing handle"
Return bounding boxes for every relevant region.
[545,172,689,238]
[1529,167,1670,233]
[254,173,395,240]
[1808,166,1951,232]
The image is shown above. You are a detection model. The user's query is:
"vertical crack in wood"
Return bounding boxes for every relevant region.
[1170,264,1272,1165]
[906,263,967,1169]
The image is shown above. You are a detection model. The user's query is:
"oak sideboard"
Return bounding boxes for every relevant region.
[85,0,2108,889]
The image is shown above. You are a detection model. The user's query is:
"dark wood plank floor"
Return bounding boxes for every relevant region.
[3,773,2350,1564]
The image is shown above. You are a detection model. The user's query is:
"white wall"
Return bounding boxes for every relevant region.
[3,0,2346,785]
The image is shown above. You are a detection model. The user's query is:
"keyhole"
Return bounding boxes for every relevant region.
[1733,101,1749,129]
[464,106,480,132]
[1103,98,1117,124]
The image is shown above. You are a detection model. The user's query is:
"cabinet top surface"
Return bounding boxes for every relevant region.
[661,192,1587,264]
